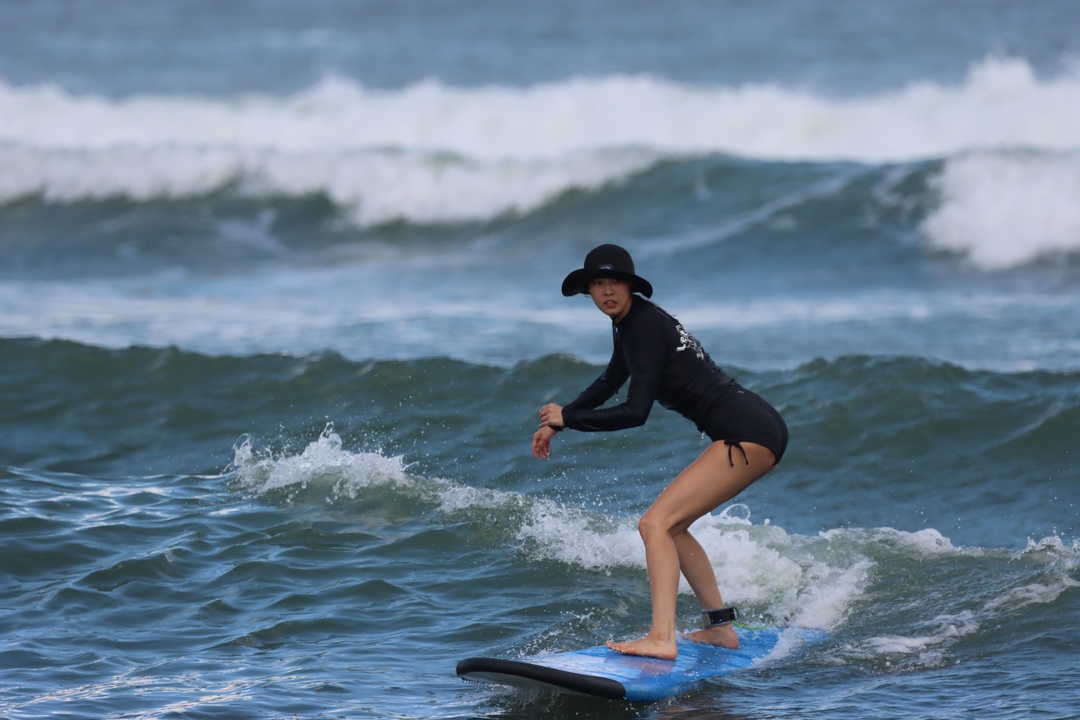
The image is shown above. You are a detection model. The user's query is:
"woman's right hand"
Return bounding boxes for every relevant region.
[532,425,557,460]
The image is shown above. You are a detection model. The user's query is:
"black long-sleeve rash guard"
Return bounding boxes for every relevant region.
[560,298,734,434]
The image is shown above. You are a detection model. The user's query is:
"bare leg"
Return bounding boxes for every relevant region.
[673,530,738,648]
[606,441,775,659]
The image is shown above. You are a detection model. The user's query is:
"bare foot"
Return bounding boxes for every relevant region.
[605,636,678,660]
[684,623,739,649]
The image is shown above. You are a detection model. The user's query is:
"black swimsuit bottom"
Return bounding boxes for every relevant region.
[698,383,789,465]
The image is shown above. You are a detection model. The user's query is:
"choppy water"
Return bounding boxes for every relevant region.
[2,1,1079,718]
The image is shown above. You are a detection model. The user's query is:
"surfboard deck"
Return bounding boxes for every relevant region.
[457,626,824,702]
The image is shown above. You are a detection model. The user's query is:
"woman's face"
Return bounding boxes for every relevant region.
[588,277,633,322]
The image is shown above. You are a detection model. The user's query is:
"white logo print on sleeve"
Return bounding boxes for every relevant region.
[675,324,705,359]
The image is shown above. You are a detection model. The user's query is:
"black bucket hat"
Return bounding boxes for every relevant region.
[561,244,654,298]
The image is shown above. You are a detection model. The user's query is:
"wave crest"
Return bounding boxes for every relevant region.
[922,151,1080,268]
[3,57,1080,231]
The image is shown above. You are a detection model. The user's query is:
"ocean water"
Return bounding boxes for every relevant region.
[2,1,1079,718]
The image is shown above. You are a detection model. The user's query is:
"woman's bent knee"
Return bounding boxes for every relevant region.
[638,511,693,542]
[637,512,668,541]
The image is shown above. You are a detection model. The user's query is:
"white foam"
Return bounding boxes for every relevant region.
[3,56,1079,225]
[852,568,1079,669]
[231,424,414,500]
[518,503,871,632]
[837,531,1080,669]
[228,426,870,631]
[228,426,1080,660]
[231,423,543,515]
[1019,535,1080,569]
[921,151,1080,268]
[0,143,657,226]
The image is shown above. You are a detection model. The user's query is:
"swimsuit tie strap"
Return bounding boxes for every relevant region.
[725,440,749,467]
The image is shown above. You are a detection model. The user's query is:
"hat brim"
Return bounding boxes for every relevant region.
[561,268,653,298]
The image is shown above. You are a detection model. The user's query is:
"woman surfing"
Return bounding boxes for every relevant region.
[532,244,788,661]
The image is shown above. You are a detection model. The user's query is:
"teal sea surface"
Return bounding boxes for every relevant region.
[2,1,1080,718]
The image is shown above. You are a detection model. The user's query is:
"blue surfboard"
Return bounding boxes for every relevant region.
[457,626,824,702]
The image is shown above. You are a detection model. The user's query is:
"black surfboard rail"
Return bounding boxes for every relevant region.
[456,657,627,700]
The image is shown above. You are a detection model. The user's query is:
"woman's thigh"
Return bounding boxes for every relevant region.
[641,441,775,537]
